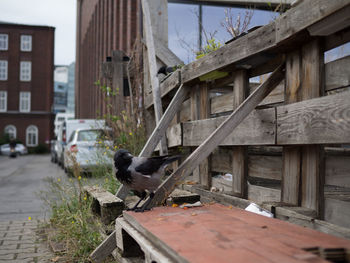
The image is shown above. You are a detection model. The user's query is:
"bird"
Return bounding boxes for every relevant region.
[157,65,174,75]
[114,149,180,212]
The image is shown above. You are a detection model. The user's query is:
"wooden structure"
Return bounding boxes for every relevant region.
[92,0,350,262]
[116,204,350,262]
[137,0,350,229]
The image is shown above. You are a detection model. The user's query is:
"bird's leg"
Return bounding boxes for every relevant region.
[127,191,147,211]
[134,192,155,213]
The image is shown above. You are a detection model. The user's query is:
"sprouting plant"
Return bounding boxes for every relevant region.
[195,38,222,59]
[220,7,254,38]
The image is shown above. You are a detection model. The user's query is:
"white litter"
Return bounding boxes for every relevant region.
[179,201,203,209]
[245,203,273,218]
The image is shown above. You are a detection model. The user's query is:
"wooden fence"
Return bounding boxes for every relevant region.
[141,0,350,229]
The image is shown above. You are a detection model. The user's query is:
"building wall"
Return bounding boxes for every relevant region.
[75,0,141,119]
[0,23,55,147]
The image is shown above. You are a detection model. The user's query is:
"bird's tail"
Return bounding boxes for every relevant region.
[163,155,181,166]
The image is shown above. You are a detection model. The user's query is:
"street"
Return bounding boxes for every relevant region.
[0,154,64,221]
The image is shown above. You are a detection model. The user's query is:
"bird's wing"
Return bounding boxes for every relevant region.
[133,156,173,176]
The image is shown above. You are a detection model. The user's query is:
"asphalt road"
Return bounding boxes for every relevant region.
[0,154,65,221]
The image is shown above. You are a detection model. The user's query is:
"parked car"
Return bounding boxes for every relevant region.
[56,119,106,168]
[50,140,58,163]
[0,143,28,156]
[63,128,113,174]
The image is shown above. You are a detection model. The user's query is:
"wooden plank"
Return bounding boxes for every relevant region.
[199,83,211,189]
[299,39,324,215]
[325,55,350,91]
[248,155,282,181]
[190,85,200,183]
[183,108,275,146]
[324,197,350,229]
[281,50,302,206]
[154,40,183,66]
[277,89,350,145]
[166,123,182,148]
[179,98,191,122]
[232,70,248,197]
[142,0,167,155]
[112,50,125,115]
[148,63,285,208]
[275,0,350,42]
[145,70,181,109]
[325,156,350,188]
[180,0,350,84]
[248,184,281,204]
[89,231,116,263]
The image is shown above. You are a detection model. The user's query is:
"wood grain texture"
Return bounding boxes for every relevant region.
[183,108,275,146]
[281,50,302,206]
[142,0,167,155]
[166,123,182,148]
[325,156,350,188]
[89,231,116,263]
[277,90,350,145]
[248,155,282,181]
[325,55,350,91]
[247,184,281,203]
[148,63,285,208]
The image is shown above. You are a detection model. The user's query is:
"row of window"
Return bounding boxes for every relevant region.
[0,91,30,112]
[0,34,32,52]
[4,124,38,147]
[0,60,31,81]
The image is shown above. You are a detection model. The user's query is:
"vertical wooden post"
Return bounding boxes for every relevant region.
[199,83,211,189]
[300,39,324,217]
[142,0,168,155]
[281,50,302,205]
[232,70,248,197]
[190,85,200,183]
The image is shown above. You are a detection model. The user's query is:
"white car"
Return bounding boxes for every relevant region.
[0,143,28,156]
[63,128,113,174]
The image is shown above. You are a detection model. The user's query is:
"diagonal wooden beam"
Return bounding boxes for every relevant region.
[146,63,285,209]
[116,84,189,199]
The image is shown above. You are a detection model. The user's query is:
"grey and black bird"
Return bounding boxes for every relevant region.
[114,149,180,212]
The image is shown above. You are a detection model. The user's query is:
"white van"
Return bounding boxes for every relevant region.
[54,113,74,137]
[56,119,106,167]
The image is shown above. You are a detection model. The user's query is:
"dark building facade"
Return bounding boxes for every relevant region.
[0,22,55,148]
[75,0,141,119]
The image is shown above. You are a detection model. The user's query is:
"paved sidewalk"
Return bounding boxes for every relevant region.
[0,219,54,263]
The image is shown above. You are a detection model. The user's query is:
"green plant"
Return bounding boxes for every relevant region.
[195,38,222,59]
[33,143,49,154]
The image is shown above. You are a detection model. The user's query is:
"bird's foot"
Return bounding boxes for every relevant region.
[133,207,151,213]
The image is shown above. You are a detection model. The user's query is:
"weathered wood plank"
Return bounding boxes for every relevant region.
[325,156,350,188]
[300,39,324,215]
[325,55,350,91]
[249,155,282,181]
[276,0,350,42]
[166,123,182,148]
[89,231,116,263]
[183,108,275,146]
[281,50,302,206]
[142,0,167,155]
[277,91,350,145]
[324,197,350,229]
[247,184,281,204]
[148,63,285,208]
[232,70,248,197]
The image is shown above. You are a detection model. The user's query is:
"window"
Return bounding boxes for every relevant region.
[4,125,16,139]
[0,34,8,50]
[26,125,38,146]
[20,61,31,81]
[0,60,8,80]
[19,92,31,112]
[0,91,7,112]
[20,35,32,51]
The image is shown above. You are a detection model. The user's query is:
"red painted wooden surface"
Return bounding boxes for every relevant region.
[124,204,350,263]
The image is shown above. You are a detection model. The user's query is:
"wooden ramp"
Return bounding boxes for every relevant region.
[116,204,350,263]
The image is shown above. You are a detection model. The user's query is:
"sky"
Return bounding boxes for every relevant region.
[0,0,76,66]
[1,0,348,66]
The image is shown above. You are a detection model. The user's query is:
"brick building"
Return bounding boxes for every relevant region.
[0,22,55,148]
[75,0,141,119]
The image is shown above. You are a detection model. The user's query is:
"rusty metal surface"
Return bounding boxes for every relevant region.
[124,203,350,263]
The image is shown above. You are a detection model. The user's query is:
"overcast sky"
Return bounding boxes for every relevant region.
[0,0,76,65]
